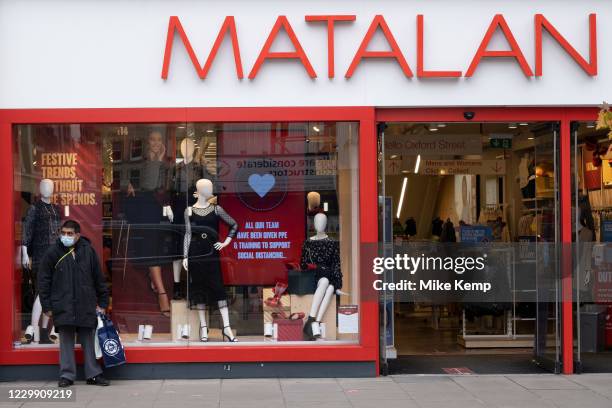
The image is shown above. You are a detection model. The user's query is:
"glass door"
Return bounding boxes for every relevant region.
[532,123,562,372]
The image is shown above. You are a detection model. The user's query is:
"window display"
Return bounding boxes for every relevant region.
[13,121,360,347]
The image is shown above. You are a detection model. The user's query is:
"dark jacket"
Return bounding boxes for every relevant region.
[38,237,109,328]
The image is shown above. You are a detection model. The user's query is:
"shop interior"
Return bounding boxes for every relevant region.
[381,121,562,371]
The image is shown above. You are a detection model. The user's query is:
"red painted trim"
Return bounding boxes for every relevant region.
[559,117,573,375]
[0,106,379,368]
[376,107,598,122]
[305,15,356,79]
[0,120,14,355]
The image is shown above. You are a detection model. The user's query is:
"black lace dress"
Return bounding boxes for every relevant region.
[184,205,238,308]
[299,237,342,290]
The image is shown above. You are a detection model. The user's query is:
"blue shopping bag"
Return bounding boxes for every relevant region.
[96,314,126,368]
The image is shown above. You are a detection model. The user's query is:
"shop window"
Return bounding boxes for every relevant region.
[12,122,360,348]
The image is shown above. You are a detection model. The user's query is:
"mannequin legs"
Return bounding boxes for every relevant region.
[195,302,236,342]
[149,266,170,316]
[219,302,237,342]
[304,278,334,340]
[26,296,51,343]
[197,304,208,341]
[172,260,183,300]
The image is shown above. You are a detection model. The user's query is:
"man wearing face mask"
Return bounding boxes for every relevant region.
[38,220,110,388]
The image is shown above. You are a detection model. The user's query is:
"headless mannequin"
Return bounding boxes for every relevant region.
[305,213,335,339]
[21,179,55,343]
[183,179,236,342]
[173,139,195,292]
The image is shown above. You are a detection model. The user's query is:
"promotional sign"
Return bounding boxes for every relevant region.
[217,129,306,285]
[34,125,103,256]
[602,220,612,242]
[460,225,493,243]
[422,159,506,176]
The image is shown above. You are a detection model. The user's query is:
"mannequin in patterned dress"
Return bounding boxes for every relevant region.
[301,213,342,340]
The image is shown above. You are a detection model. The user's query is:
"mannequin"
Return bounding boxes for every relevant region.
[300,213,342,340]
[183,179,238,342]
[124,129,173,317]
[21,179,60,343]
[171,138,207,300]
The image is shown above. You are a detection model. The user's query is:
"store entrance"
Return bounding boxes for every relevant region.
[378,120,562,374]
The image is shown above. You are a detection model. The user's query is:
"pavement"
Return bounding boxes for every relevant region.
[1,374,612,408]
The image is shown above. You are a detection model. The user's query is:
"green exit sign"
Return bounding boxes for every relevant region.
[490,138,512,149]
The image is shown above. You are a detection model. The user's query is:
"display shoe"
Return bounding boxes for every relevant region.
[173,282,182,300]
[86,375,110,386]
[24,325,35,343]
[222,326,237,342]
[199,325,208,342]
[39,327,53,344]
[311,321,321,338]
[158,292,171,317]
[48,326,58,342]
[302,316,316,341]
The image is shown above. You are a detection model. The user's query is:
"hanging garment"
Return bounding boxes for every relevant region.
[300,238,342,290]
[123,159,173,266]
[184,205,238,308]
[404,217,417,237]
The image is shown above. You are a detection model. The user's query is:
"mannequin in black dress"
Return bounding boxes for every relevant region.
[301,213,342,340]
[183,179,238,342]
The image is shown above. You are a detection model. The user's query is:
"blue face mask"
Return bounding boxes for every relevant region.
[60,235,75,247]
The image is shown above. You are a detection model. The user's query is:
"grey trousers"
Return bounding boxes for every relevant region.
[58,326,102,381]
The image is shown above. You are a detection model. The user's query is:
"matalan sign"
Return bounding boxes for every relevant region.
[162,14,597,80]
[422,159,506,175]
[385,134,483,156]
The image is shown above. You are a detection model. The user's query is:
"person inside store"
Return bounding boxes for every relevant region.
[38,220,110,388]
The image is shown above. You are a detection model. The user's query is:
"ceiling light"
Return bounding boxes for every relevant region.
[313,126,320,132]
[177,125,186,129]
[429,125,438,132]
[390,154,398,159]
[527,137,535,140]
[508,123,518,129]
[401,170,410,174]
[519,123,529,126]
[396,177,408,219]
[414,154,421,174]
[586,122,596,129]
[206,129,214,133]
[437,123,447,128]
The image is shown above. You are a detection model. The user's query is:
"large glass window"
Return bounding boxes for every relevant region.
[13,121,360,347]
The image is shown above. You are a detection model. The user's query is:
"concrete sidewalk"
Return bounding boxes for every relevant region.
[1,374,612,408]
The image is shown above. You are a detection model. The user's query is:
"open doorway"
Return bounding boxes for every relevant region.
[379,121,561,374]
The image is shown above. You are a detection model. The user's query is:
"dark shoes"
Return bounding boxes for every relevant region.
[86,375,110,386]
[58,378,73,388]
[173,282,183,300]
[303,316,316,341]
[39,327,53,344]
